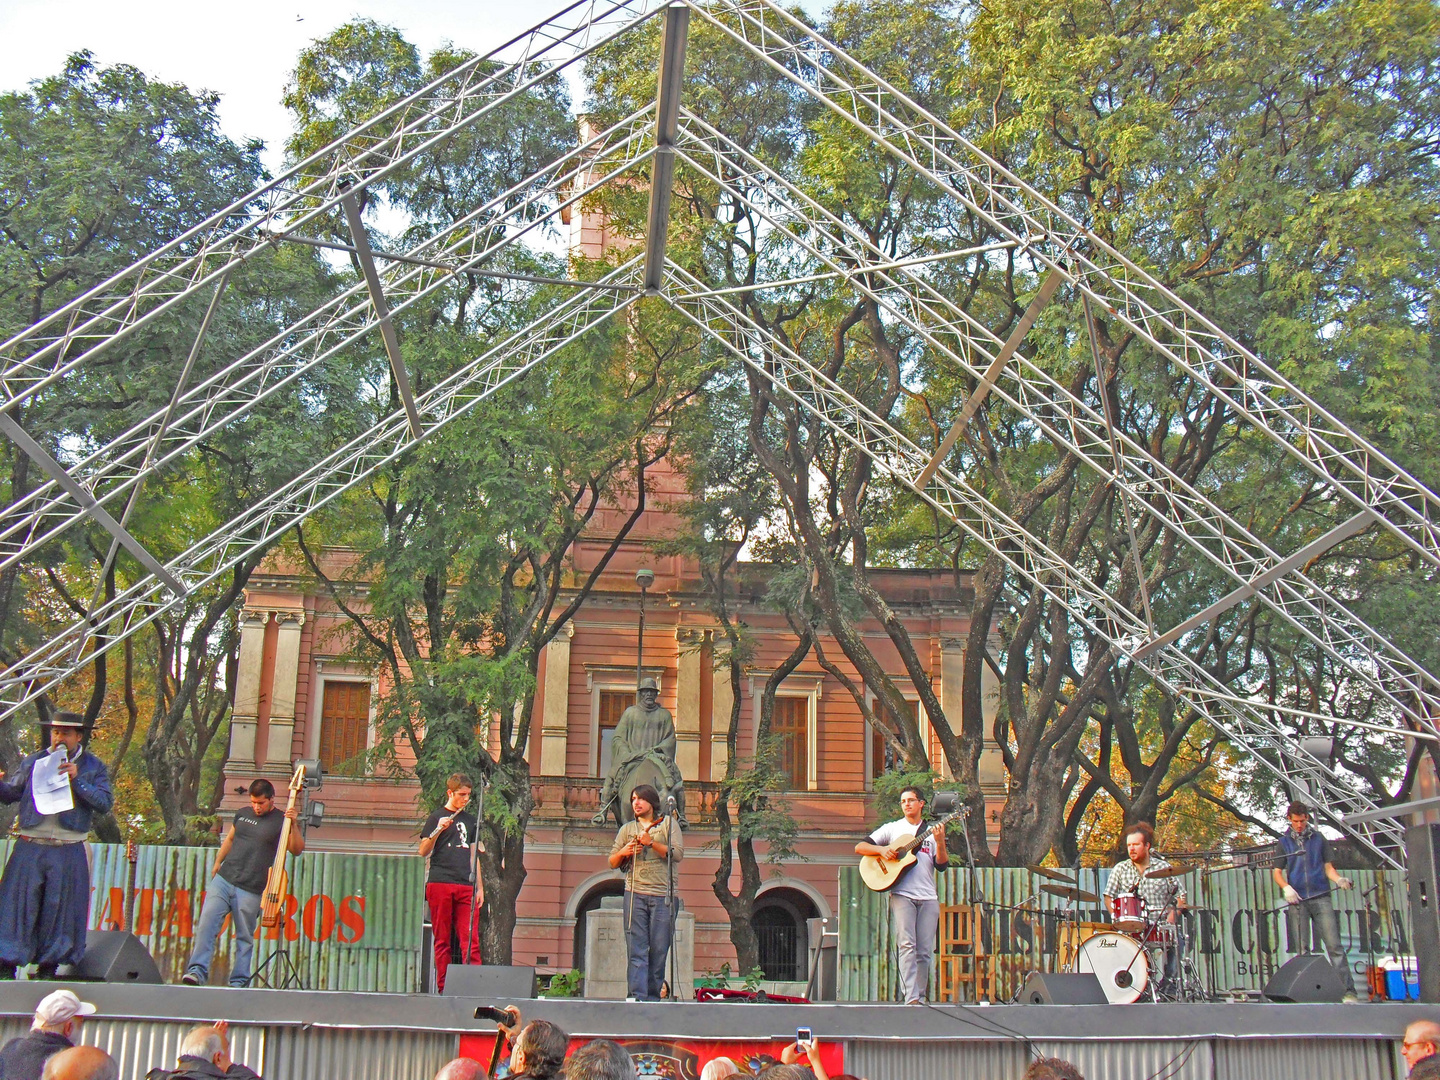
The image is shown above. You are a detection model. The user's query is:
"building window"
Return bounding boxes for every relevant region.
[319,680,370,774]
[597,690,633,778]
[772,696,808,790]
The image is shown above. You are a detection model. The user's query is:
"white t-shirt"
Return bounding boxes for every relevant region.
[868,817,946,901]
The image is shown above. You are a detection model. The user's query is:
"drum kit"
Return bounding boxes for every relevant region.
[1025,861,1211,1004]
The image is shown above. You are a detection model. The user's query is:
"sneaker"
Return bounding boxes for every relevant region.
[1342,992,1360,1004]
[181,972,202,986]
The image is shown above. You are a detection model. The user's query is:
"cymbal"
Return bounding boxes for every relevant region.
[1040,883,1100,903]
[1026,864,1077,883]
[1143,862,1195,879]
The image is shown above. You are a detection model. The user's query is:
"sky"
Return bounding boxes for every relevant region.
[0,0,830,175]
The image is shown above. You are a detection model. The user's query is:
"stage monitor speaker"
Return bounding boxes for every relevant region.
[1262,953,1345,1003]
[1407,823,1440,1002]
[442,965,536,999]
[76,931,163,983]
[1018,971,1108,1005]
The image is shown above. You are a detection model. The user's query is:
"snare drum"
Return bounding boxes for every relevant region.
[1142,919,1177,946]
[1112,893,1148,933]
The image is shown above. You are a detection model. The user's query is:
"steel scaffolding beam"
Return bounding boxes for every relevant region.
[642,3,691,293]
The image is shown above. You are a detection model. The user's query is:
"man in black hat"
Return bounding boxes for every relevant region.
[0,711,113,979]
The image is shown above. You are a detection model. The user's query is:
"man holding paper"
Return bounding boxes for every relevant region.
[0,711,113,980]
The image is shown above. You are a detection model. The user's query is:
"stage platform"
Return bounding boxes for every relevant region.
[0,982,1424,1080]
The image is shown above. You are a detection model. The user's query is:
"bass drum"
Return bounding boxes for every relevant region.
[1074,931,1148,1004]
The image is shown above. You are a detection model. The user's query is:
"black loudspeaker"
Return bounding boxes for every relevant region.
[1018,971,1108,1005]
[1262,953,1345,1003]
[442,965,537,998]
[76,931,163,983]
[1407,824,1440,1003]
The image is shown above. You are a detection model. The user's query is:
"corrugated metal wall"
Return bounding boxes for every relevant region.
[0,840,425,992]
[1032,1039,1213,1080]
[0,1016,267,1077]
[838,865,1408,1002]
[265,1025,456,1080]
[848,1037,1401,1080]
[847,1038,1030,1080]
[1212,1037,1401,1080]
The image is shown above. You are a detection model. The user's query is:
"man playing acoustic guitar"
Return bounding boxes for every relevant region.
[855,786,948,1004]
[182,778,303,987]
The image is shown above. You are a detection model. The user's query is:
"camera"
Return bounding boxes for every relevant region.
[795,1027,812,1048]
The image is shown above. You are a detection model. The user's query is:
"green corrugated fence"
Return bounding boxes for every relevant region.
[0,840,425,992]
[839,863,1410,1002]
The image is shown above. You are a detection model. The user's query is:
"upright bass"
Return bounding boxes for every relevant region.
[259,762,308,931]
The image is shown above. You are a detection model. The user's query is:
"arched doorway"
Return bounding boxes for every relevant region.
[573,880,625,972]
[752,887,818,982]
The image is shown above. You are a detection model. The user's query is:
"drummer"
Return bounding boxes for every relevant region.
[1103,822,1187,930]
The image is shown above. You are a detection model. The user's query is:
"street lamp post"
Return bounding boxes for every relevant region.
[635,567,655,692]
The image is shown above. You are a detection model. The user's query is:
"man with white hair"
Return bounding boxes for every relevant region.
[38,1046,117,1080]
[144,1023,259,1080]
[0,988,97,1080]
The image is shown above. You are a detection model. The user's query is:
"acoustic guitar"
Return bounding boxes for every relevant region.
[259,762,307,931]
[858,809,963,892]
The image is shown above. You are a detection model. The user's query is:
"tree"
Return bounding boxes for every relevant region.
[0,54,331,840]
[285,18,718,960]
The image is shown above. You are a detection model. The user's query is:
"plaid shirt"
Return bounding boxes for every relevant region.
[1104,854,1186,913]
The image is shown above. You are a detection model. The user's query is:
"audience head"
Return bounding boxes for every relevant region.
[434,1059,489,1080]
[756,1067,814,1080]
[1022,1057,1085,1080]
[179,1025,231,1071]
[32,989,97,1037]
[700,1056,741,1080]
[1412,1058,1440,1080]
[564,1039,637,1080]
[40,1045,118,1080]
[1406,1020,1440,1070]
[512,1019,568,1079]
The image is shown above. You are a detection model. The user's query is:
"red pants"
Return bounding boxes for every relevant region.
[427,882,480,991]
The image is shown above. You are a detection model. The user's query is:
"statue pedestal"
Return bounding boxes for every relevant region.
[584,899,694,1001]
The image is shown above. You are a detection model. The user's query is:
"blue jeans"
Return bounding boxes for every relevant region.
[624,891,674,1000]
[185,874,262,987]
[1286,892,1356,994]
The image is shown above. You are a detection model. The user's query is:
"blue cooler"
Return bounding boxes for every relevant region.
[1384,958,1420,1001]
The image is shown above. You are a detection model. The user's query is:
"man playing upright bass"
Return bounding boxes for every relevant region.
[183,778,304,987]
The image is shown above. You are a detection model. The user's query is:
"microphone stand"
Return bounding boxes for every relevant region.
[666,793,679,1001]
[467,775,485,968]
[958,802,986,1002]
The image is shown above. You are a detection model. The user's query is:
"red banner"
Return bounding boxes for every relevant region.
[458,1034,847,1080]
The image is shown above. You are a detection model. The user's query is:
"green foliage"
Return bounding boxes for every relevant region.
[869,769,965,829]
[541,969,584,998]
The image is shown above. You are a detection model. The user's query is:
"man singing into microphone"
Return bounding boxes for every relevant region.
[420,774,482,993]
[608,784,682,1001]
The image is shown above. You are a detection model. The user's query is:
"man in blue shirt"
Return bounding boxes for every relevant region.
[1272,799,1357,1001]
[0,712,113,981]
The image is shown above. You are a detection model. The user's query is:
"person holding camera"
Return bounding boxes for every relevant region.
[420,774,482,993]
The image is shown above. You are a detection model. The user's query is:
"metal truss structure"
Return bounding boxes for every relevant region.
[2,0,1436,864]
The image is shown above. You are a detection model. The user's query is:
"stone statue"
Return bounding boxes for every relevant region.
[592,678,687,828]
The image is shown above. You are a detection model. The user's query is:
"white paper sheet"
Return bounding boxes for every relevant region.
[32,747,74,815]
